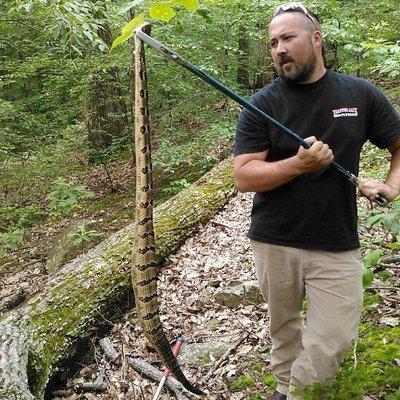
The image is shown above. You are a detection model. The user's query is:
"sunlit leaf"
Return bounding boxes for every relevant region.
[119,0,146,14]
[149,3,176,22]
[362,267,374,288]
[121,13,145,35]
[111,30,132,50]
[367,213,383,227]
[173,0,199,11]
[362,248,383,268]
[112,13,145,50]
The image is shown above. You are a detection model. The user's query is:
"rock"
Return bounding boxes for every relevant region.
[46,219,102,274]
[208,280,222,288]
[214,280,264,309]
[195,287,216,307]
[178,338,235,367]
[214,288,242,309]
[227,280,243,287]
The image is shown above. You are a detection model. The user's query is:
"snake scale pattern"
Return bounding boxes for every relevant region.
[132,24,203,396]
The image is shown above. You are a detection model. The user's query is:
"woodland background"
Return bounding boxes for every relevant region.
[0,0,399,399]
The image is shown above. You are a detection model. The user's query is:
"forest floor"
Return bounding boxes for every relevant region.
[0,156,137,314]
[0,81,399,399]
[46,191,399,400]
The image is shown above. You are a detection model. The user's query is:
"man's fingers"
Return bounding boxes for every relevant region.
[358,179,387,201]
[304,136,317,144]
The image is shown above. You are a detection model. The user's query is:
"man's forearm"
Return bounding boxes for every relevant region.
[359,142,400,202]
[385,145,400,195]
[235,156,303,192]
[234,137,334,193]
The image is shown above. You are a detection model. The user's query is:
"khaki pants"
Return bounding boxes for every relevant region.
[251,241,363,399]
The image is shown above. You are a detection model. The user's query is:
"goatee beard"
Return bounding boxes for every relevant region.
[279,56,316,83]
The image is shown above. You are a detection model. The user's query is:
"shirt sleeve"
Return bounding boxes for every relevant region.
[366,84,400,149]
[234,93,271,156]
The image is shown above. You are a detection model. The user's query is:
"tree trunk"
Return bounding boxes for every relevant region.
[85,15,129,154]
[237,24,250,89]
[253,22,270,90]
[0,157,236,400]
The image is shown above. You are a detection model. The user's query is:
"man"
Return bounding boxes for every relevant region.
[234,2,400,400]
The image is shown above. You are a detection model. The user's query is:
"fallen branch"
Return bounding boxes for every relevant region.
[99,337,120,363]
[128,357,200,400]
[100,337,201,400]
[367,286,400,291]
[0,158,235,400]
[74,382,107,393]
[211,220,233,230]
[380,263,400,270]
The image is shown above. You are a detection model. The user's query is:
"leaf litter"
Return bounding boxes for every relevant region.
[43,192,400,399]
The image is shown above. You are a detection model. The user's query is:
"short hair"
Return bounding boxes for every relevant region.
[271,6,325,60]
[272,7,323,34]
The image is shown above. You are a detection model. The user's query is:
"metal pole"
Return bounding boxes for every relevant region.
[152,337,184,400]
[135,28,388,207]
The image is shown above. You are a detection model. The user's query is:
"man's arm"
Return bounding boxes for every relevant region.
[234,136,334,192]
[359,138,400,202]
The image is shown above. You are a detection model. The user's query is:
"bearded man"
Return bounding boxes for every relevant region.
[233,3,400,399]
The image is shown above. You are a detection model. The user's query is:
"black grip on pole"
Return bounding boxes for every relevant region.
[374,195,389,207]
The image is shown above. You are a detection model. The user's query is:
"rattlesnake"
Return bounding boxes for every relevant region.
[132,23,203,396]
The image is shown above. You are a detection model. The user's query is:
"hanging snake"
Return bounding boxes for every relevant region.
[132,23,203,396]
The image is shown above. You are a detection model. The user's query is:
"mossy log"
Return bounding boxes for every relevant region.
[0,157,236,400]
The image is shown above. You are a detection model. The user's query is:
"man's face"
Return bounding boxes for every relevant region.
[269,12,318,83]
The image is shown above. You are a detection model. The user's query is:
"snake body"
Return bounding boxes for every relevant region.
[132,24,203,396]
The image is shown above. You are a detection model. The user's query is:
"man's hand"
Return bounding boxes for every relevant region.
[358,179,399,203]
[296,136,334,173]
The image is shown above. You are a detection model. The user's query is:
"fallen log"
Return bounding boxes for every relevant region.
[0,157,235,400]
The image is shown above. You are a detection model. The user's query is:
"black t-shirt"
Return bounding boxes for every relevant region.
[235,70,400,251]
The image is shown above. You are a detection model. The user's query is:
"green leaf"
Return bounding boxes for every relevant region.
[362,248,383,268]
[112,14,145,50]
[149,3,176,21]
[119,0,146,14]
[387,241,400,250]
[196,7,212,22]
[367,213,383,227]
[121,13,146,35]
[173,0,199,11]
[362,267,374,288]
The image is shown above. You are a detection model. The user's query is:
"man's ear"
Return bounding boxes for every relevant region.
[313,30,324,48]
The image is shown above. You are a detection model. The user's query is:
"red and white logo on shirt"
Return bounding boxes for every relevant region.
[332,107,358,118]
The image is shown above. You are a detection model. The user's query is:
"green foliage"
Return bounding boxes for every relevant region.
[0,229,24,257]
[362,248,383,268]
[362,267,374,288]
[376,269,391,281]
[329,324,400,399]
[67,227,103,245]
[112,0,200,48]
[0,205,44,230]
[262,373,277,388]
[310,0,400,78]
[149,3,176,21]
[111,13,146,49]
[153,119,235,199]
[362,292,381,316]
[289,323,400,399]
[47,178,94,216]
[162,178,191,196]
[228,373,256,391]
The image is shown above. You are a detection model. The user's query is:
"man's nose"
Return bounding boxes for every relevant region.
[275,40,287,54]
